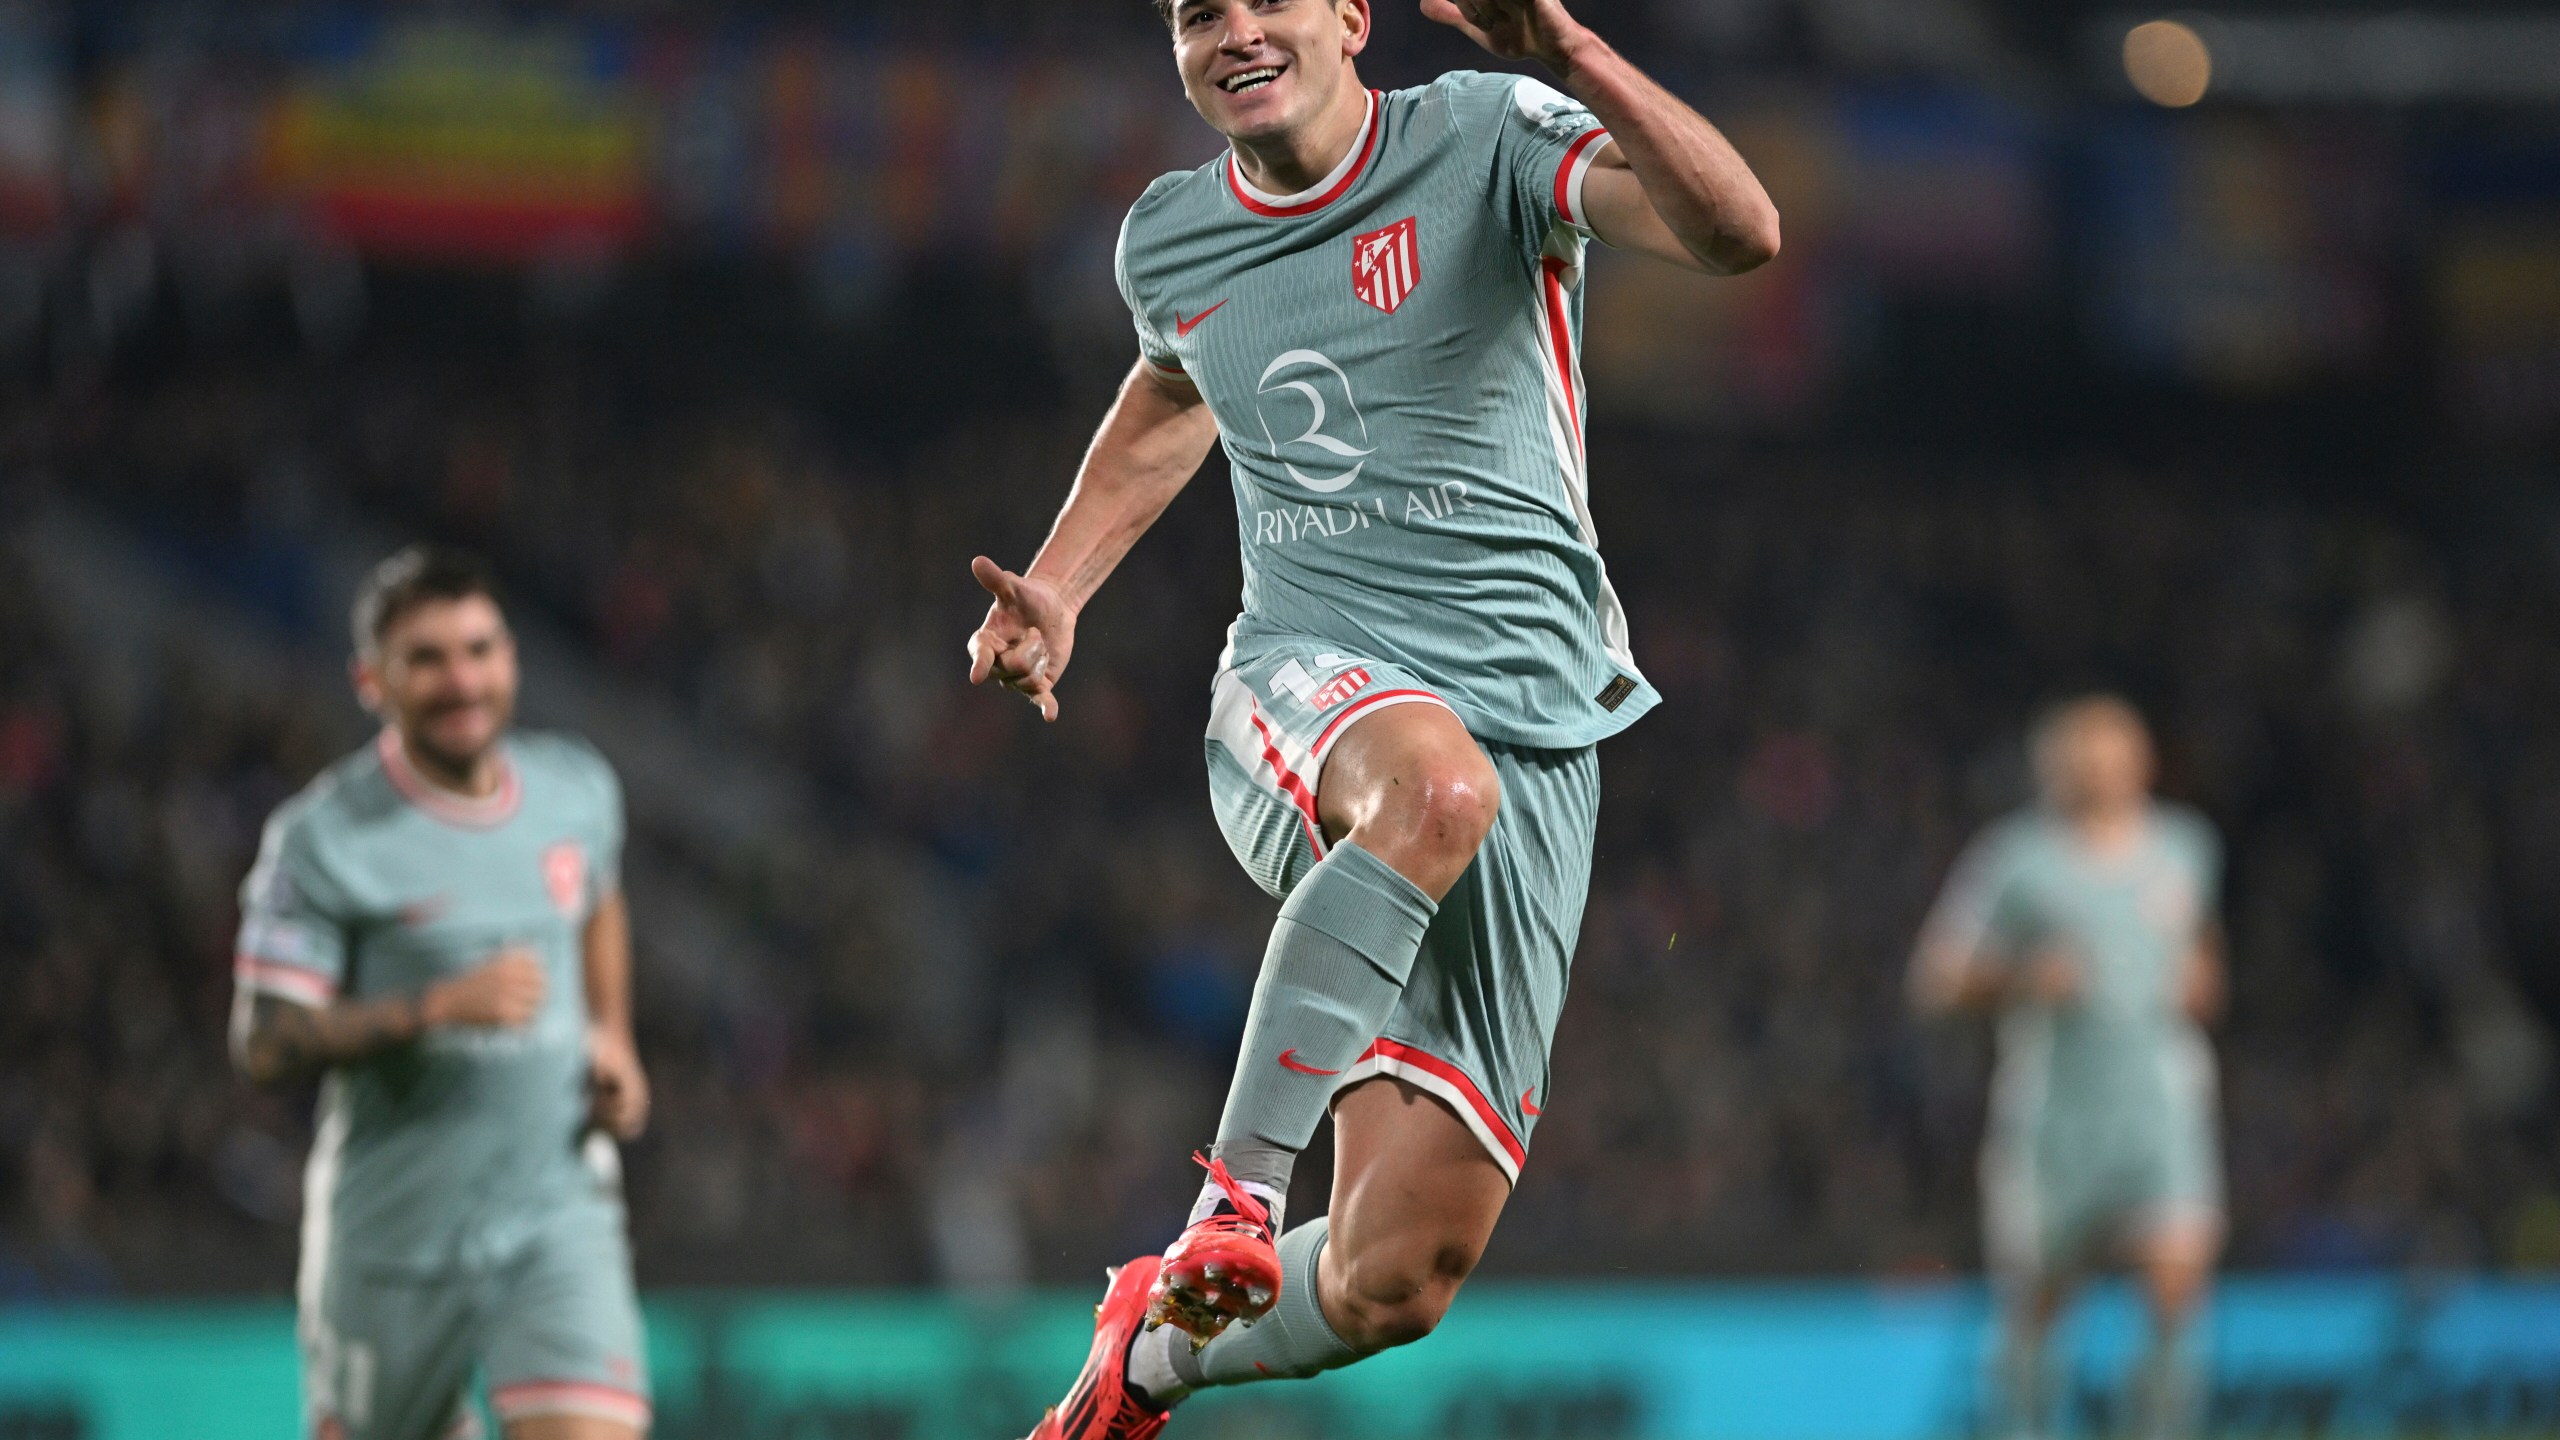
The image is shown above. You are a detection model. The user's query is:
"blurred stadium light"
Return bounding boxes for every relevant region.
[2123,20,2213,108]
[2100,12,2560,105]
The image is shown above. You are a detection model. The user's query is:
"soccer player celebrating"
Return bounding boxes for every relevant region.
[966,0,1777,1431]
[231,548,652,1440]
[1910,697,2227,1440]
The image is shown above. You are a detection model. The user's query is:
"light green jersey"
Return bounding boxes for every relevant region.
[235,728,626,1274]
[1924,803,2223,1146]
[1117,70,1657,750]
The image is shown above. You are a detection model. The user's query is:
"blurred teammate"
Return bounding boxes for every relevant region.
[967,0,1776,1433]
[230,547,652,1440]
[1910,697,2226,1440]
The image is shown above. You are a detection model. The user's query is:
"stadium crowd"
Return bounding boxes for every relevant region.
[5,302,2558,1297]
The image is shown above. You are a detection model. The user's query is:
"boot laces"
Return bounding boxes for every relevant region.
[1191,1150,1272,1232]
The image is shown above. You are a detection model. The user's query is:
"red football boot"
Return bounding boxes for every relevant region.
[1145,1153,1281,1346]
[1026,1259,1171,1440]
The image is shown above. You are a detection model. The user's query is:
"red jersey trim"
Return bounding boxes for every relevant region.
[489,1382,651,1427]
[1539,256,1582,450]
[1247,703,1329,858]
[1349,1038,1529,1176]
[1310,688,1448,758]
[1227,91,1385,218]
[235,955,337,1007]
[1553,127,1612,229]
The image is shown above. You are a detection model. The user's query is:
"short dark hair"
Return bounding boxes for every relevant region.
[351,545,503,658]
[1154,0,1176,26]
[2027,691,2145,754]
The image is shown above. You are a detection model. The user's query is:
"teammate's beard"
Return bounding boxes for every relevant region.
[400,702,509,786]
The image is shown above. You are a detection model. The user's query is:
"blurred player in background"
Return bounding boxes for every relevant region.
[968,0,1776,1434]
[1910,696,2227,1440]
[229,547,652,1440]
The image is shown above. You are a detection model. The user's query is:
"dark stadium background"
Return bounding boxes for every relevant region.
[1,0,2556,1436]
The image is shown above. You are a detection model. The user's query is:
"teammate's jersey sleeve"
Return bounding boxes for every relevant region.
[586,744,627,903]
[2186,810,2225,915]
[1445,71,1614,260]
[1921,822,2033,965]
[2164,805,2225,923]
[235,806,352,1009]
[1117,180,1190,380]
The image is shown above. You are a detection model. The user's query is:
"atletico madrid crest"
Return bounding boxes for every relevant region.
[543,842,587,917]
[1352,217,1420,315]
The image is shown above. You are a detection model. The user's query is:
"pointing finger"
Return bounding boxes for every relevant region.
[971,555,1025,610]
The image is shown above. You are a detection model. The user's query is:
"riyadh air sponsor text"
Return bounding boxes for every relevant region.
[1252,482,1475,546]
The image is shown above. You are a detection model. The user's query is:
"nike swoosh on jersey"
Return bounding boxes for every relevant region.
[1276,1048,1339,1076]
[1522,1088,1543,1116]
[1175,299,1229,337]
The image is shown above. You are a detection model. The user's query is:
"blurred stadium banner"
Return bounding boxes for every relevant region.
[5,1277,2559,1439]
[265,18,650,264]
[0,10,2549,432]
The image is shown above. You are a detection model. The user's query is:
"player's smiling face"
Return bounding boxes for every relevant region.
[1172,0,1368,144]
[362,595,520,778]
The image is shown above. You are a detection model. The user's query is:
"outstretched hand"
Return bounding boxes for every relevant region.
[1420,0,1590,68]
[966,556,1076,722]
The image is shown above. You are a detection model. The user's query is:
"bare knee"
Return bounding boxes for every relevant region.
[1341,756,1499,899]
[2146,1259,2213,1332]
[2137,1217,2220,1332]
[1315,705,1501,899]
[1322,1227,1484,1353]
[1388,760,1498,861]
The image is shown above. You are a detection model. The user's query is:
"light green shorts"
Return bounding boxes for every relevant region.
[1983,1040,2225,1279]
[1204,631,1600,1183]
[300,1200,650,1440]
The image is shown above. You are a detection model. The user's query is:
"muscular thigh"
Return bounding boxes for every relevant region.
[1202,636,1463,900]
[1327,1075,1511,1280]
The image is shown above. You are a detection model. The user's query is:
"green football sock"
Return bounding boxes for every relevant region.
[1189,1218,1361,1387]
[2131,1327,2202,1440]
[1205,842,1435,1216]
[1997,1326,2055,1440]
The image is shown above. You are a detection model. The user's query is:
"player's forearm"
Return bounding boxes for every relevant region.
[2181,931,2227,1026]
[582,891,634,1039]
[1549,30,1780,274]
[1909,948,2009,1016]
[1025,365,1219,612]
[230,991,427,1089]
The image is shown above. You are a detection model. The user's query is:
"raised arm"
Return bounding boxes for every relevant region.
[1425,0,1781,275]
[967,360,1221,720]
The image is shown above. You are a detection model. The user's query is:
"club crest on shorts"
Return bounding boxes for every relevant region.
[1310,666,1372,711]
[1352,217,1420,315]
[542,842,587,916]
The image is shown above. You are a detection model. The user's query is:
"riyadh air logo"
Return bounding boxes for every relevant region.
[1256,349,1375,494]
